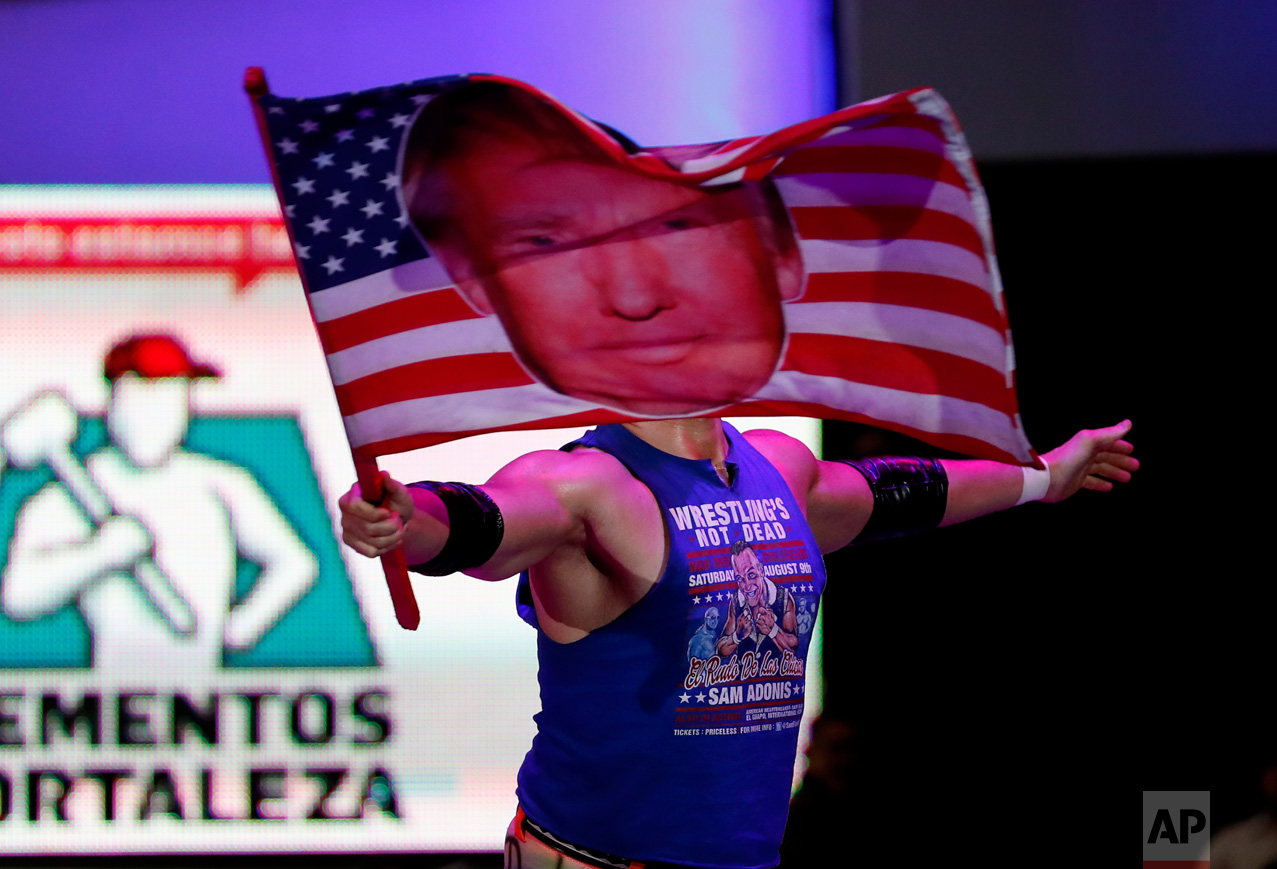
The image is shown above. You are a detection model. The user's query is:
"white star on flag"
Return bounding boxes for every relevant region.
[328,189,350,208]
[380,172,399,190]
[314,152,335,168]
[336,129,355,142]
[277,138,299,154]
[292,177,315,195]
[294,242,310,259]
[299,119,320,133]
[389,113,411,128]
[342,227,365,246]
[324,103,341,113]
[361,199,384,219]
[375,238,397,257]
[322,256,344,274]
[347,161,370,179]
[367,136,390,153]
[307,216,330,234]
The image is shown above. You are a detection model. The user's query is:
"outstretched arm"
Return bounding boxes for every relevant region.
[940,419,1138,525]
[751,421,1138,554]
[339,451,578,581]
[339,445,660,583]
[340,445,671,645]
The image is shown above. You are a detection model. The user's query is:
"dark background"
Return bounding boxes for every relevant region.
[808,152,1263,862]
[802,4,1274,858]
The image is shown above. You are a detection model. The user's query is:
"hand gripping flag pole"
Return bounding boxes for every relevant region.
[245,67,421,630]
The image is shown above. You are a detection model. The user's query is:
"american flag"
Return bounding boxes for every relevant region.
[250,72,1037,467]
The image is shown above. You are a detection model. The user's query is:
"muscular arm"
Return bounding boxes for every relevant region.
[339,447,668,642]
[748,421,1138,554]
[340,449,601,579]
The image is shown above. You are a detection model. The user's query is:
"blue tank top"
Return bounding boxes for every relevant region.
[515,423,827,868]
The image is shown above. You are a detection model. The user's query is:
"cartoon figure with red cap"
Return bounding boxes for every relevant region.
[1,334,318,672]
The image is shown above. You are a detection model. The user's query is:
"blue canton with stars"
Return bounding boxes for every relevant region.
[258,74,471,293]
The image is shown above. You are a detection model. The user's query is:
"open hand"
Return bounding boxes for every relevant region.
[338,472,415,558]
[1041,420,1139,503]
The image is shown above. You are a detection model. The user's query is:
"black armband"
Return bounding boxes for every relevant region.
[841,457,948,543]
[406,482,505,576]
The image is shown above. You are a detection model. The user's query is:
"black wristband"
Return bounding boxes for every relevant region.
[841,457,948,543]
[405,482,505,576]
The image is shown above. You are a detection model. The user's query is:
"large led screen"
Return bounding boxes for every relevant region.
[0,185,821,854]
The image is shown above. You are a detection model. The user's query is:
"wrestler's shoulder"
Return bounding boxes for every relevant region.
[741,428,818,471]
[491,445,645,497]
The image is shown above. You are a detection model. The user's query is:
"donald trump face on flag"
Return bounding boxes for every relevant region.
[401,82,804,416]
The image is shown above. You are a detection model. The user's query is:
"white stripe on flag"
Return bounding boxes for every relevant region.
[775,174,979,221]
[783,302,1006,372]
[698,167,746,186]
[754,371,1027,460]
[308,257,456,323]
[798,238,990,289]
[679,144,757,175]
[326,316,513,386]
[343,382,597,448]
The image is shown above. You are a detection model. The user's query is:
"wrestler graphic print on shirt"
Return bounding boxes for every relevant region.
[672,494,820,737]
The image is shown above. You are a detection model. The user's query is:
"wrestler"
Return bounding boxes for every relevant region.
[339,415,1137,868]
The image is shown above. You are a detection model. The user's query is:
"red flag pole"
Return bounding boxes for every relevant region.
[353,457,421,631]
[244,66,421,630]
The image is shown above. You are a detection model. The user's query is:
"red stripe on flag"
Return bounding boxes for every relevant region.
[782,333,1012,413]
[742,157,783,181]
[790,205,986,260]
[775,146,967,189]
[711,135,761,154]
[334,353,534,415]
[315,288,480,353]
[799,272,1005,333]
